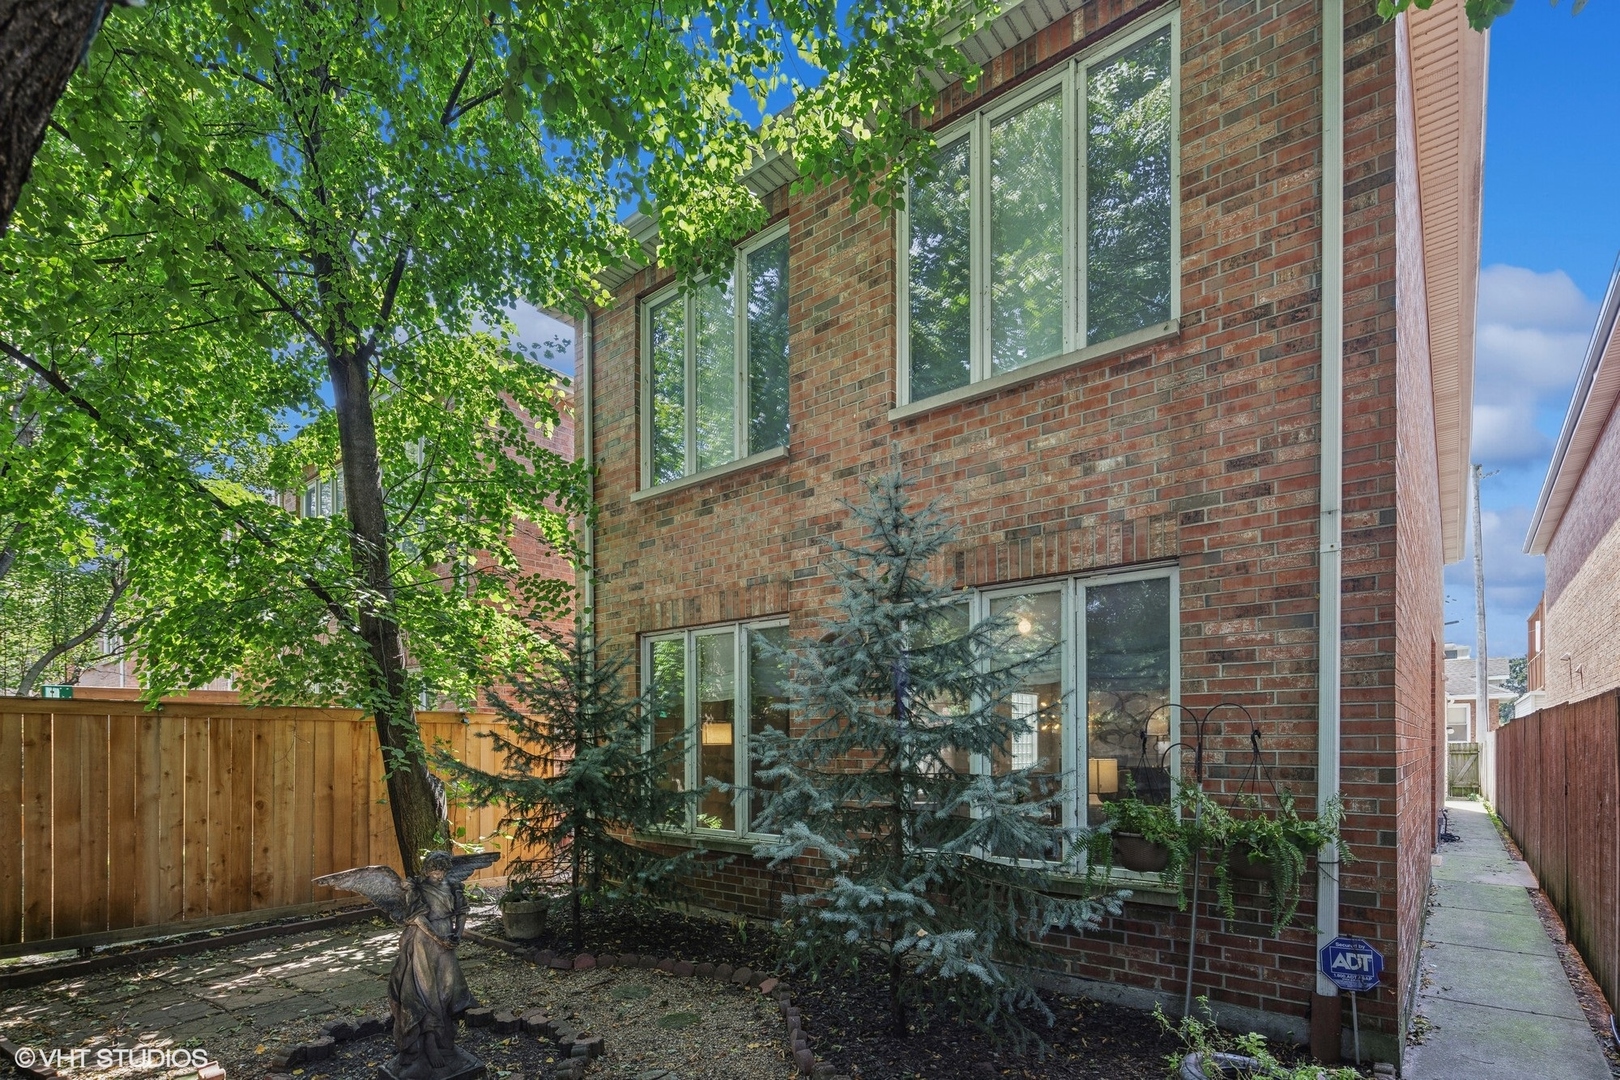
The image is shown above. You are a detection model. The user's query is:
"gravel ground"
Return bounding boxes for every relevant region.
[0,905,793,1080]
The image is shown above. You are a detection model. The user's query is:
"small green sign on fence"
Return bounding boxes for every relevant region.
[40,684,73,700]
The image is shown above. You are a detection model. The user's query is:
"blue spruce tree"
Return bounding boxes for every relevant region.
[752,469,1124,1044]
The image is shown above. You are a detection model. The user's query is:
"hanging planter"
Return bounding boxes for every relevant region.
[1209,793,1352,935]
[1226,842,1273,881]
[1114,831,1173,873]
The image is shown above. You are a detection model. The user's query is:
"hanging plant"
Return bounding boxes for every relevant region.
[1208,791,1352,935]
[1087,779,1212,908]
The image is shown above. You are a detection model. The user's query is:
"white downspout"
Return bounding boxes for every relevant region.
[1315,0,1346,1009]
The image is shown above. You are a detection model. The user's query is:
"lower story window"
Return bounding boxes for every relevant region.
[645,620,789,835]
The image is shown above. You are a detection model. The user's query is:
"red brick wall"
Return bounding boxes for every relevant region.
[1390,14,1444,1034]
[588,0,1420,1044]
[1545,402,1620,607]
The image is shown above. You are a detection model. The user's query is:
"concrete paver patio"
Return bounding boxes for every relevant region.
[1403,800,1613,1080]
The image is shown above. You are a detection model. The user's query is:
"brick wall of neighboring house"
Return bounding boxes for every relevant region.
[1543,402,1620,705]
[1390,16,1445,1037]
[588,0,1431,1050]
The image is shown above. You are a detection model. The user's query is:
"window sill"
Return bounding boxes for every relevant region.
[634,829,774,856]
[889,321,1179,422]
[1049,868,1182,908]
[631,444,789,503]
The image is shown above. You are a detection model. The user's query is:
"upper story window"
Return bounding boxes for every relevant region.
[302,473,345,518]
[642,224,790,489]
[899,14,1178,407]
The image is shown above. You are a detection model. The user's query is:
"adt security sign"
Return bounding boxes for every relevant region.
[1320,936,1384,992]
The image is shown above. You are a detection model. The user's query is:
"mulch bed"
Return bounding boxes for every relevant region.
[294,1023,564,1080]
[482,902,1323,1080]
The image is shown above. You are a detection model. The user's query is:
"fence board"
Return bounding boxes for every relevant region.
[21,714,50,941]
[133,715,163,926]
[0,711,22,945]
[156,715,185,923]
[81,713,110,934]
[51,715,83,937]
[1497,690,1620,1016]
[182,716,209,919]
[108,716,137,931]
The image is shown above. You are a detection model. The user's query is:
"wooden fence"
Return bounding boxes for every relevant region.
[0,696,533,955]
[1495,689,1620,1015]
[1447,742,1481,796]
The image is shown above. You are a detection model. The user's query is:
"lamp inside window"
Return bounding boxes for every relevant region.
[701,721,733,746]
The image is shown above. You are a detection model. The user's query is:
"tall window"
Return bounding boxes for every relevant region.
[900,16,1177,405]
[967,568,1178,854]
[645,620,790,835]
[643,225,790,488]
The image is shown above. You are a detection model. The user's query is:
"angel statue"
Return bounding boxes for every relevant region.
[315,851,499,1080]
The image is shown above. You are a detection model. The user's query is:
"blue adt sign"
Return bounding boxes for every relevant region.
[1320,936,1384,992]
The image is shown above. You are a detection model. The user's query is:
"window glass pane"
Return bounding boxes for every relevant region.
[650,638,688,825]
[746,236,790,454]
[694,279,736,472]
[1087,27,1174,345]
[991,93,1066,374]
[333,473,345,515]
[909,601,973,780]
[907,136,972,400]
[988,592,1064,832]
[696,631,737,830]
[1084,576,1172,826]
[747,625,790,832]
[303,483,318,518]
[650,297,686,484]
[319,478,333,517]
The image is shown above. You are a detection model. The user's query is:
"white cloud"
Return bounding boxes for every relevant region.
[1476,264,1596,332]
[1471,265,1599,468]
[1470,401,1552,466]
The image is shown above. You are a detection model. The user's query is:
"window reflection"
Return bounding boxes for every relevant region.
[1085,577,1172,825]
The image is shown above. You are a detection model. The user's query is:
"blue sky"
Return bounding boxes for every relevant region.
[1445,0,1620,657]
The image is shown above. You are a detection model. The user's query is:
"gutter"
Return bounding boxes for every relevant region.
[1314,0,1346,1026]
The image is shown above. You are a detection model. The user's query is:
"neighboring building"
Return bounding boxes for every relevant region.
[1524,266,1620,707]
[584,0,1485,1064]
[1440,646,1514,742]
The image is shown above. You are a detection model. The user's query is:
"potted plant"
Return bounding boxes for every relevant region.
[1210,792,1351,934]
[1089,784,1198,905]
[499,874,551,940]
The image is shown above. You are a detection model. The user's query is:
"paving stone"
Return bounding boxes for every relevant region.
[730,966,753,986]
[673,960,695,977]
[656,958,675,973]
[197,982,304,1011]
[232,993,336,1026]
[301,1036,335,1062]
[794,1048,814,1075]
[491,1010,519,1034]
[757,977,778,995]
[128,999,220,1029]
[713,964,733,982]
[695,962,714,977]
[573,954,596,970]
[463,1006,494,1028]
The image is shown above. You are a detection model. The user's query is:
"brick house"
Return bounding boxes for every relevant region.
[579,0,1483,1063]
[1524,265,1620,708]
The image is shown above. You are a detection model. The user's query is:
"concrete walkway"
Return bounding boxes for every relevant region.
[1403,799,1613,1080]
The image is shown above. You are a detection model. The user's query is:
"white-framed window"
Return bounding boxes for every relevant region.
[897,12,1179,407]
[302,473,346,518]
[954,567,1178,853]
[642,223,791,489]
[644,619,791,836]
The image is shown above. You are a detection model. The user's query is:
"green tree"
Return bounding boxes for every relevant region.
[436,614,693,955]
[0,552,127,696]
[752,469,1123,1046]
[2,0,990,869]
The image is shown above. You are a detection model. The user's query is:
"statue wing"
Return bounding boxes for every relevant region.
[448,852,500,884]
[314,865,409,922]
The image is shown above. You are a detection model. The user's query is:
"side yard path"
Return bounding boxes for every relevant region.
[1403,800,1612,1080]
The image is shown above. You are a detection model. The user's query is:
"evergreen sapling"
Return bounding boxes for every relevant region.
[752,470,1125,1044]
[438,615,695,953]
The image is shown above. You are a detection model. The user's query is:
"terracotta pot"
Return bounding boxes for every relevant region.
[1112,832,1172,873]
[1227,843,1273,881]
[501,898,550,940]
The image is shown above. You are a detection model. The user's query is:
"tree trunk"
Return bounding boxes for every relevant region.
[0,0,109,233]
[329,347,446,875]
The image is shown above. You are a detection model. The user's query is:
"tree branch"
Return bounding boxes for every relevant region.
[446,87,501,124]
[440,50,479,127]
[16,566,129,697]
[219,166,311,230]
[0,338,360,634]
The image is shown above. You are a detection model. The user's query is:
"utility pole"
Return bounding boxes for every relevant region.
[1472,464,1494,741]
